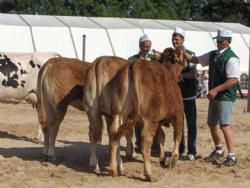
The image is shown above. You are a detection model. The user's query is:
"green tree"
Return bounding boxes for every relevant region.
[198,0,249,26]
[0,0,248,26]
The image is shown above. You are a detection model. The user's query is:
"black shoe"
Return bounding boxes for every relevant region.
[204,150,224,162]
[135,147,141,153]
[223,156,237,167]
[151,148,160,156]
[179,153,187,160]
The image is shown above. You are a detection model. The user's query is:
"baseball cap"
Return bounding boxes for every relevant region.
[173,27,185,38]
[139,34,151,43]
[213,28,232,41]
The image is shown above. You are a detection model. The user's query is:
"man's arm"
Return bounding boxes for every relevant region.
[184,52,199,64]
[184,48,210,67]
[207,78,238,100]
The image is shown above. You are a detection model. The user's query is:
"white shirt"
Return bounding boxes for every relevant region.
[197,48,240,80]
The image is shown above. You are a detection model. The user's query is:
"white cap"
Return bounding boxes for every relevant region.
[139,34,150,43]
[213,28,232,41]
[174,27,185,38]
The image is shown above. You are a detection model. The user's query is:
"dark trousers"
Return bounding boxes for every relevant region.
[179,99,197,155]
[135,122,159,151]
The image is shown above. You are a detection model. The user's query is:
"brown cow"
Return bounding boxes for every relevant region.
[36,57,91,160]
[83,56,134,171]
[108,47,187,181]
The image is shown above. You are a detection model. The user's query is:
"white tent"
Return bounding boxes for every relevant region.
[0,13,249,74]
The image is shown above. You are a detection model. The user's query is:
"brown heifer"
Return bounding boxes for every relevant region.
[83,56,135,171]
[36,57,91,160]
[109,47,187,181]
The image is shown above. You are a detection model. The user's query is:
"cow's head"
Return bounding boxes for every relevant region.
[159,47,188,81]
[160,47,187,68]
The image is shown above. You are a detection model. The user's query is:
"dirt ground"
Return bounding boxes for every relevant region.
[0,98,249,188]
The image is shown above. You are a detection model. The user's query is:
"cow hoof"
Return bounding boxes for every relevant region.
[89,165,100,173]
[47,156,56,162]
[126,153,137,161]
[145,175,157,182]
[107,168,118,177]
[33,137,43,144]
[111,170,118,177]
[118,164,124,174]
[167,156,177,169]
[43,155,49,162]
[160,159,166,168]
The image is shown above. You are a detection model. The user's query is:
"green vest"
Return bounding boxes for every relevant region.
[179,49,197,98]
[209,47,238,102]
[128,53,156,62]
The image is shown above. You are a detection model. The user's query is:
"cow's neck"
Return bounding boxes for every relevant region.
[170,64,185,82]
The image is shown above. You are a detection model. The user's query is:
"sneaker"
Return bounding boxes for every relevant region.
[204,150,224,162]
[187,154,195,161]
[223,156,237,167]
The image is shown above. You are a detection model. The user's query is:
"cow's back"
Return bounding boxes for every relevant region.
[111,60,183,121]
[37,57,90,111]
[83,56,129,115]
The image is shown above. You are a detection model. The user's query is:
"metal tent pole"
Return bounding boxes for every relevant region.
[247,33,250,112]
[82,35,86,61]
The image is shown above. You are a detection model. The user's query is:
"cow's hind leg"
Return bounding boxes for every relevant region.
[47,106,67,161]
[87,108,103,171]
[109,115,125,177]
[142,120,158,182]
[36,126,44,143]
[125,123,136,159]
[157,127,166,165]
[37,101,50,159]
[42,127,49,160]
[168,115,183,168]
[103,116,124,174]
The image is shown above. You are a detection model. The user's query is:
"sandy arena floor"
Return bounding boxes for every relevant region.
[0,98,249,188]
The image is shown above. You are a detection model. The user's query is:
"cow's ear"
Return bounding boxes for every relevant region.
[153,49,161,60]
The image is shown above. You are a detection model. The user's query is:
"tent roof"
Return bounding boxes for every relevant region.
[20,14,65,27]
[157,20,202,31]
[1,13,248,34]
[56,16,102,28]
[122,18,170,29]
[215,22,250,34]
[0,14,26,26]
[89,17,137,29]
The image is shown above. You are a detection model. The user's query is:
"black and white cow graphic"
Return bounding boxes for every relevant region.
[0,52,60,140]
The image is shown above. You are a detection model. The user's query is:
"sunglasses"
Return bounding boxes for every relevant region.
[216,40,225,43]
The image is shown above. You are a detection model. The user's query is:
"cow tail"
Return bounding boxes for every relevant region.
[95,60,104,143]
[84,60,103,143]
[130,63,140,117]
[36,63,50,129]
